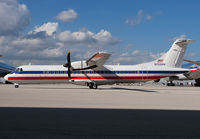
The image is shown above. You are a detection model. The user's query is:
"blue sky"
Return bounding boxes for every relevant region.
[21,0,200,51]
[0,0,200,65]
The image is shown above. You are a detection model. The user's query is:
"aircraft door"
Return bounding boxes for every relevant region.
[142,66,148,80]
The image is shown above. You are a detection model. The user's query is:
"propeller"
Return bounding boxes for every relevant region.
[63,51,98,80]
[63,51,71,79]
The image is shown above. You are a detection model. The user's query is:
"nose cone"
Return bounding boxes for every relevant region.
[4,74,8,81]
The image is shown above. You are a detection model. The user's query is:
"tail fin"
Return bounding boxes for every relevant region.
[154,39,194,68]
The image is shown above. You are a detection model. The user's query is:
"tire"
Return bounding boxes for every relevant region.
[94,84,98,89]
[15,85,19,88]
[88,83,98,89]
[167,83,175,86]
[194,83,200,87]
[89,83,94,89]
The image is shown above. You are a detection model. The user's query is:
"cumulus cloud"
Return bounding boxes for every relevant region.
[28,22,58,36]
[0,23,120,66]
[57,29,120,47]
[0,0,30,35]
[111,49,165,65]
[125,9,160,26]
[56,9,78,22]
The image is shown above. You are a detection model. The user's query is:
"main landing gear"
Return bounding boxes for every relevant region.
[194,79,200,87]
[88,82,98,89]
[167,77,175,86]
[167,82,175,86]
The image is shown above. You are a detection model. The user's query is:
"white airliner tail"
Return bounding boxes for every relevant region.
[151,39,194,68]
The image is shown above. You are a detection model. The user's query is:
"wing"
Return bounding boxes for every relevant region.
[184,59,200,66]
[86,52,111,67]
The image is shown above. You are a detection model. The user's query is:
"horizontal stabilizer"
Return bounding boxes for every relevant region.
[184,59,200,66]
[175,39,194,46]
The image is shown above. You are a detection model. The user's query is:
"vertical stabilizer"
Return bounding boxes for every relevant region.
[152,39,194,68]
[164,39,194,67]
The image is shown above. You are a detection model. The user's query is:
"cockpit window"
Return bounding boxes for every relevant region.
[15,68,23,72]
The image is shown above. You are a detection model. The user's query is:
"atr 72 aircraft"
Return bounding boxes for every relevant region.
[4,39,194,88]
[0,55,15,77]
[165,59,200,86]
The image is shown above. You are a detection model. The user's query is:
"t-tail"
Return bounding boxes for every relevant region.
[151,39,194,68]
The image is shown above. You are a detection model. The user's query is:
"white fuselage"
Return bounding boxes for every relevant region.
[4,64,189,85]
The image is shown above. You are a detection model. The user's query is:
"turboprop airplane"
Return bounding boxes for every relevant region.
[4,39,194,89]
[165,59,200,86]
[0,55,15,77]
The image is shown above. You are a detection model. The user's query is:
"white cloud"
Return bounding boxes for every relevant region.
[58,30,94,43]
[132,50,140,55]
[125,9,160,26]
[11,38,44,50]
[58,29,120,46]
[0,0,30,35]
[56,9,78,22]
[94,29,118,45]
[0,23,120,66]
[111,49,164,65]
[28,22,58,36]
[41,47,63,58]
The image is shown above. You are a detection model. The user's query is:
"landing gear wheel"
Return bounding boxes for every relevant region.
[88,83,98,89]
[14,84,19,88]
[93,84,98,89]
[194,83,200,87]
[89,83,93,89]
[167,82,175,86]
[194,79,200,87]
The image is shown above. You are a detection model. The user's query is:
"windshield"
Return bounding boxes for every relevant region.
[15,68,23,72]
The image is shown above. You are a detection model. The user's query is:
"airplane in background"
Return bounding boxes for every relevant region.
[4,39,194,88]
[164,59,200,86]
[0,55,15,78]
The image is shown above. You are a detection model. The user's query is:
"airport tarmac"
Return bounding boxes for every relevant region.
[1,84,200,138]
[0,83,200,110]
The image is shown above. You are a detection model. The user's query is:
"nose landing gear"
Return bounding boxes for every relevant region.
[14,83,19,88]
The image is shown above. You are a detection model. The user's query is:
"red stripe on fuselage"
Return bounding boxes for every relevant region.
[8,76,168,80]
[189,69,197,72]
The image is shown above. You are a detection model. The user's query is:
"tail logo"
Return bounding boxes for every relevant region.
[154,59,165,66]
[157,59,164,63]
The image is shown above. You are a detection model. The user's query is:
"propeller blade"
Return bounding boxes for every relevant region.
[67,51,71,79]
[67,51,71,67]
[68,67,71,79]
[63,51,72,79]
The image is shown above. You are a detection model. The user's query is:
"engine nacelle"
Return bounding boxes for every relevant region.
[71,61,88,69]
